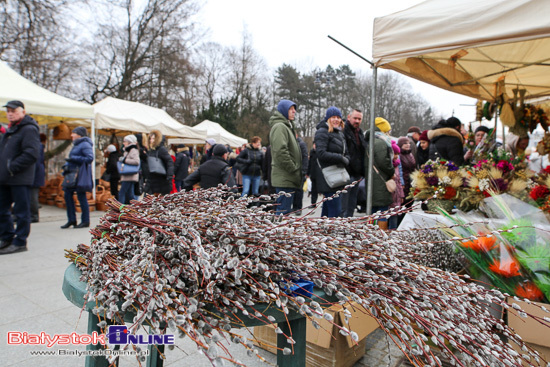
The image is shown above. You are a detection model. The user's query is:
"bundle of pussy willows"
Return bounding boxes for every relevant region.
[66,185,550,367]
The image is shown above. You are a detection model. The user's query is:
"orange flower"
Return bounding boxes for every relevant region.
[515,282,544,301]
[461,236,497,253]
[489,258,521,277]
[443,187,457,199]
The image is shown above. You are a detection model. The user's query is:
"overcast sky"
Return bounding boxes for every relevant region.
[197,0,477,126]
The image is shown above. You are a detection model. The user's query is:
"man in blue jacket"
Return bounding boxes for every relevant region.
[0,100,40,255]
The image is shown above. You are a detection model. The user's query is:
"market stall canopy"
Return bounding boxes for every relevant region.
[170,119,247,148]
[0,60,94,125]
[93,97,207,139]
[372,0,550,102]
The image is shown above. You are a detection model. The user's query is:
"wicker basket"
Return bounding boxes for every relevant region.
[426,199,455,213]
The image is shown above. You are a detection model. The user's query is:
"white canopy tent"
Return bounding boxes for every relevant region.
[372,0,550,102]
[0,60,94,125]
[93,97,207,139]
[170,119,247,148]
[360,0,550,214]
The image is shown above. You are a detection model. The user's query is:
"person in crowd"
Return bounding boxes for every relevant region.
[0,100,40,254]
[146,130,174,195]
[364,117,395,230]
[134,133,148,196]
[406,126,421,159]
[118,135,140,204]
[104,144,121,199]
[184,144,236,190]
[428,117,466,166]
[416,130,430,167]
[307,143,319,207]
[341,108,365,217]
[314,106,350,218]
[389,141,404,230]
[397,137,416,203]
[174,144,190,192]
[269,99,302,215]
[505,132,530,159]
[261,145,274,195]
[200,138,217,165]
[236,136,263,197]
[30,133,46,223]
[292,135,308,214]
[61,126,93,229]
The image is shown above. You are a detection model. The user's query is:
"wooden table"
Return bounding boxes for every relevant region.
[62,264,334,367]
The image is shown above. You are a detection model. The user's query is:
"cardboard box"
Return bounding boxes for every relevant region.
[509,341,550,366]
[507,297,550,348]
[253,302,379,367]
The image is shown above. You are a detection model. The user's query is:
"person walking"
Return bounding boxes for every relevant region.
[183,144,236,190]
[341,109,365,217]
[314,106,350,218]
[364,117,395,230]
[174,144,190,192]
[269,99,302,215]
[61,126,93,229]
[0,100,40,254]
[118,135,140,204]
[146,130,174,195]
[236,136,263,196]
[104,144,121,199]
[30,133,46,223]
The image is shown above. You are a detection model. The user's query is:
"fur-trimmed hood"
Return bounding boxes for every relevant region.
[149,129,164,150]
[427,127,464,144]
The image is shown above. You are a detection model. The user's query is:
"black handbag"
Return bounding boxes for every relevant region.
[147,150,167,175]
[62,167,79,189]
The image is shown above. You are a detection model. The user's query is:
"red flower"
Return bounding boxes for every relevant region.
[530,185,550,201]
[489,258,521,278]
[461,236,497,253]
[542,166,550,175]
[443,187,457,200]
[515,282,544,301]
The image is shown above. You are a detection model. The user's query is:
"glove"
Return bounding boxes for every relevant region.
[341,156,349,166]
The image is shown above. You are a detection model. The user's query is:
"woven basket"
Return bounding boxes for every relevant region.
[426,199,455,213]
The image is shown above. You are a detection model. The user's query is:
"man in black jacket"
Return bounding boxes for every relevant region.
[0,100,40,254]
[341,109,365,217]
[174,144,190,191]
[184,144,236,191]
[428,117,466,166]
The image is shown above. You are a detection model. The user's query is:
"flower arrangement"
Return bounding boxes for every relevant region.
[409,159,464,201]
[440,195,550,303]
[528,165,550,215]
[536,132,550,155]
[458,148,532,212]
[511,103,550,136]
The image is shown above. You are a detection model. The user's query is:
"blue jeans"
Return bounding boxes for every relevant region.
[340,175,361,217]
[0,185,31,247]
[64,188,89,224]
[371,205,389,222]
[119,181,136,204]
[321,192,342,218]
[275,187,296,215]
[242,175,261,196]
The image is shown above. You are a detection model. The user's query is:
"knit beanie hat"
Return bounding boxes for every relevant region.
[213,144,228,156]
[106,144,117,153]
[391,141,401,154]
[72,126,87,137]
[407,126,421,134]
[445,116,462,128]
[419,130,430,142]
[124,134,137,144]
[375,117,391,133]
[205,138,216,146]
[325,106,342,120]
[397,137,410,148]
[277,99,297,120]
[475,126,490,134]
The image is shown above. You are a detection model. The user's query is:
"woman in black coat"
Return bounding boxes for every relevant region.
[104,144,121,199]
[146,130,174,195]
[236,136,263,196]
[313,107,350,218]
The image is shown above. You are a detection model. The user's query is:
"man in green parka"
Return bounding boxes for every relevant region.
[269,99,302,215]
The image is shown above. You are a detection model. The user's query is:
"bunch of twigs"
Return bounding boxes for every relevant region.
[65,185,550,367]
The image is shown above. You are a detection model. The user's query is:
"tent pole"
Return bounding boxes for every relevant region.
[91,118,96,200]
[366,67,378,215]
